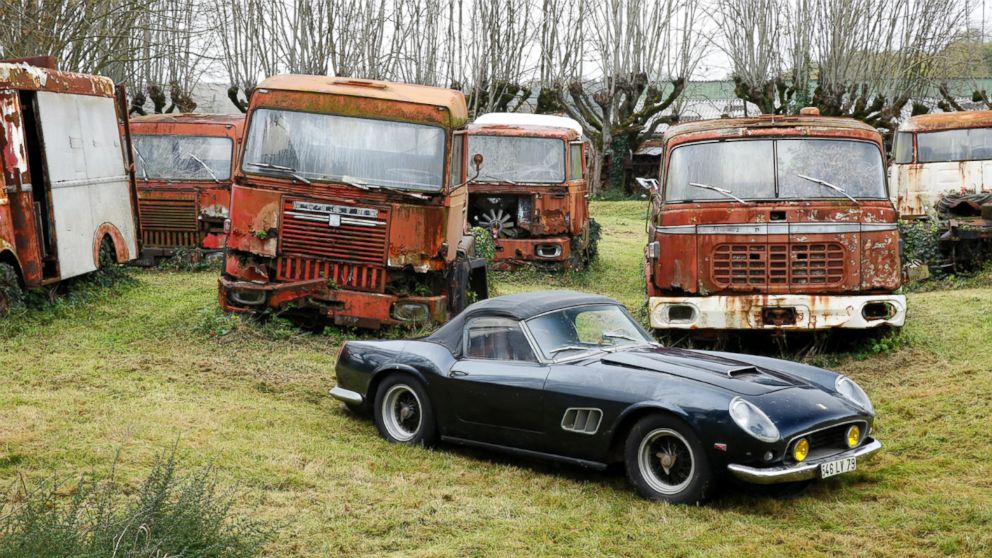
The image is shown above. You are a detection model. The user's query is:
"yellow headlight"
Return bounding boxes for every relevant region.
[793,438,809,462]
[846,425,861,448]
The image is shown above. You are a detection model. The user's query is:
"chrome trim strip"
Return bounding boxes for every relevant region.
[727,438,882,485]
[655,222,891,235]
[328,386,364,405]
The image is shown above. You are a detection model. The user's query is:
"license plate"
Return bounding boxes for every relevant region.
[327,214,341,227]
[820,456,856,479]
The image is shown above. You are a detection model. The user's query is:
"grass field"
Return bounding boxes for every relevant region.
[1,201,991,557]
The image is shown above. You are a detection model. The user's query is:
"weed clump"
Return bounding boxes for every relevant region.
[0,448,274,558]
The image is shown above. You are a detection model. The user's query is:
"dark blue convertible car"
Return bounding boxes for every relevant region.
[330,291,882,503]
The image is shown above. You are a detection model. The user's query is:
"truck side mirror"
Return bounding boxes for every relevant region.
[636,177,659,192]
[472,153,484,174]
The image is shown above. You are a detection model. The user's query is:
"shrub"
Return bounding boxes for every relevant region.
[0,449,274,558]
[471,226,496,262]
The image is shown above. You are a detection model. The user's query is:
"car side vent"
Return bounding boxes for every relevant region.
[561,408,603,435]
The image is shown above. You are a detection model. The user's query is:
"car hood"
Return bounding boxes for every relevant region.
[594,346,808,396]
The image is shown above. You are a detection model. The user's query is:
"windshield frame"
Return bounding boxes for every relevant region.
[522,303,656,363]
[468,133,568,185]
[133,133,234,182]
[662,137,889,203]
[239,106,451,193]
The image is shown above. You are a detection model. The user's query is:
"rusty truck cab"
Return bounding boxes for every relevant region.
[218,75,486,329]
[645,111,906,331]
[466,113,593,269]
[130,113,244,263]
[0,59,138,312]
[890,111,992,218]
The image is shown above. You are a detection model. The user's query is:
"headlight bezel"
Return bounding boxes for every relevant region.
[729,396,781,443]
[835,375,875,415]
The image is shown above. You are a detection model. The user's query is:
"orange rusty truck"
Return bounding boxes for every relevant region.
[1,58,139,313]
[130,113,244,264]
[218,75,487,329]
[466,113,596,269]
[645,109,906,332]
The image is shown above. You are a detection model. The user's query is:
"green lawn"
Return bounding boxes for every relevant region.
[1,201,991,557]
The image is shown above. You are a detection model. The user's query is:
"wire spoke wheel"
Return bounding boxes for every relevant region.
[638,428,695,495]
[381,384,423,442]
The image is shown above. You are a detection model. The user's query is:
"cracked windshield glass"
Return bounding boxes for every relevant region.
[241,108,447,191]
[133,135,232,181]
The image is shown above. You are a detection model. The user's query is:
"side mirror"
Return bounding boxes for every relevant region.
[472,153,484,174]
[636,177,659,192]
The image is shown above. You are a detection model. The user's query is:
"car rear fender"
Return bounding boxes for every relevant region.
[367,363,429,400]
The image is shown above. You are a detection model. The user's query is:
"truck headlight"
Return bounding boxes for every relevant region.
[392,302,430,322]
[729,397,780,442]
[835,376,874,415]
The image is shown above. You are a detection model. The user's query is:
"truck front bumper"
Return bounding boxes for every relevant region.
[649,294,907,330]
[218,275,448,329]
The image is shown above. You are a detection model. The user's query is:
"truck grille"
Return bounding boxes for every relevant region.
[138,196,198,247]
[713,242,845,287]
[275,256,385,293]
[280,198,389,264]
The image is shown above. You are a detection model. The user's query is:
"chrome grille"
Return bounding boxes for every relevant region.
[713,242,845,287]
[280,198,388,265]
[275,256,385,292]
[138,196,198,247]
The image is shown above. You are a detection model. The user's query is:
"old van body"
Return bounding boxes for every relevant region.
[0,59,138,312]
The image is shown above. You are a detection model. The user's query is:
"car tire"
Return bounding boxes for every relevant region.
[624,414,712,504]
[373,375,437,446]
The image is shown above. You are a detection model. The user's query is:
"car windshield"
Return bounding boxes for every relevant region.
[468,135,565,183]
[133,135,232,181]
[241,108,447,192]
[525,304,654,360]
[916,127,992,163]
[665,139,886,201]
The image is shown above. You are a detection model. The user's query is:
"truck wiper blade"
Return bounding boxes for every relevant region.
[336,175,429,200]
[133,147,149,180]
[689,182,751,204]
[245,161,310,184]
[184,151,220,183]
[796,174,860,205]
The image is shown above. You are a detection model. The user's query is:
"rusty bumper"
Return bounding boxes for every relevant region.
[218,275,448,329]
[649,294,907,330]
[493,237,571,264]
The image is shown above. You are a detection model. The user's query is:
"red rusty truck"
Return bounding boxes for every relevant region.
[645,109,906,331]
[218,75,487,329]
[130,113,244,263]
[466,113,596,269]
[0,58,139,313]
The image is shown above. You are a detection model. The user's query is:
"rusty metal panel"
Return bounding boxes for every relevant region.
[36,91,136,278]
[227,184,279,257]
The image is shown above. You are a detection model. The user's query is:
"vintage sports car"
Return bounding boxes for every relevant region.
[330,291,882,503]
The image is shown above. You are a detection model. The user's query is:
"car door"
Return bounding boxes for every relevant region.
[445,316,550,449]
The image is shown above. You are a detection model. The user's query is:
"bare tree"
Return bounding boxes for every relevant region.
[717,0,967,133]
[550,0,706,193]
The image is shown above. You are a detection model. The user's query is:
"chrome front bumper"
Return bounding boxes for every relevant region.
[328,386,364,406]
[727,438,882,485]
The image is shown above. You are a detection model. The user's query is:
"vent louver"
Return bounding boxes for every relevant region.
[561,408,603,435]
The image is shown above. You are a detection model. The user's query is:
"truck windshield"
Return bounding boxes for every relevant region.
[468,135,565,183]
[133,135,232,181]
[916,127,992,163]
[242,108,446,192]
[665,139,886,201]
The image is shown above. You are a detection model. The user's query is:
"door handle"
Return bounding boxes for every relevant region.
[449,370,469,377]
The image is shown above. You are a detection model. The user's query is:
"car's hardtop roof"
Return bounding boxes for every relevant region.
[426,290,620,352]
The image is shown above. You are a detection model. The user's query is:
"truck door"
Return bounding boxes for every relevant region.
[34,91,137,279]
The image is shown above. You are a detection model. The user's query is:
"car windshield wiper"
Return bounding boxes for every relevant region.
[603,331,643,343]
[184,152,220,183]
[245,161,311,184]
[689,182,751,204]
[548,345,603,356]
[796,174,860,205]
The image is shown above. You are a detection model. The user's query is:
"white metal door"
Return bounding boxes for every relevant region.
[35,91,136,279]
